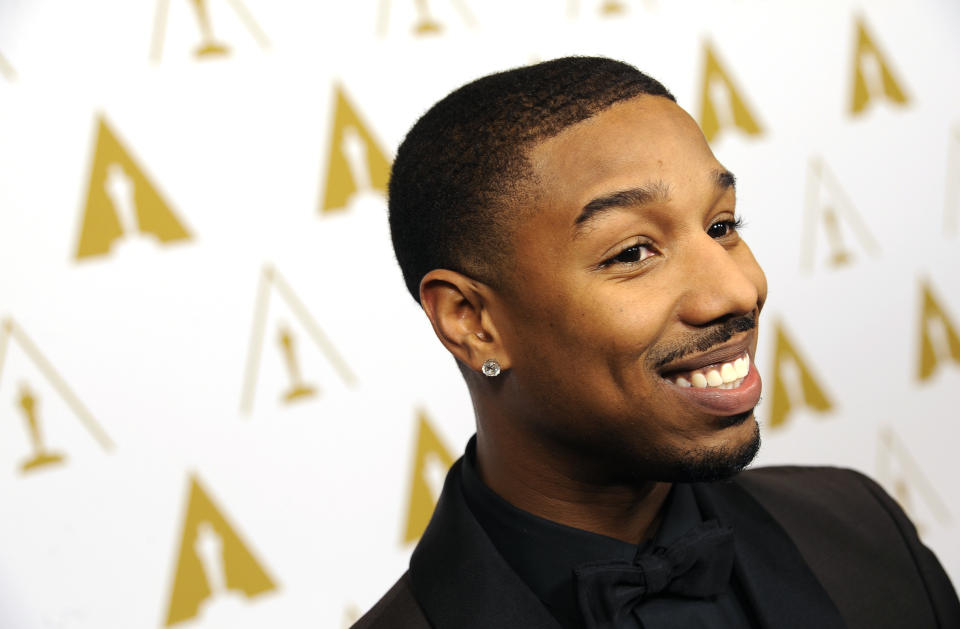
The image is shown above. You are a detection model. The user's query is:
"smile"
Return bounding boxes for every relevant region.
[669,352,750,390]
[658,339,763,416]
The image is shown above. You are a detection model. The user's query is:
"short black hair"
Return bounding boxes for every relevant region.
[388,56,675,302]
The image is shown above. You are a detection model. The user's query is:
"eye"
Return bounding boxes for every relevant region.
[707,216,744,239]
[600,241,656,268]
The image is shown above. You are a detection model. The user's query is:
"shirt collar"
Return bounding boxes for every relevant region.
[459,436,704,629]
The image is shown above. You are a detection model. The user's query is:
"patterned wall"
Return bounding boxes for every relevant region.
[0,1,958,627]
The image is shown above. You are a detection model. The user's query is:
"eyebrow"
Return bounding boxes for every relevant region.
[573,168,736,234]
[714,169,737,190]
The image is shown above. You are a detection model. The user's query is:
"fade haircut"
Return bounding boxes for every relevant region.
[388,56,675,302]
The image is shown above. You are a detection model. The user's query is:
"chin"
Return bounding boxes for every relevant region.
[667,418,762,483]
[558,409,762,484]
[621,416,761,484]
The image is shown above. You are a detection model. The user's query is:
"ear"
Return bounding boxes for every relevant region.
[419,269,511,375]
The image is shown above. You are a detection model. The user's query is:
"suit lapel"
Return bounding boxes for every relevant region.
[409,459,561,629]
[410,459,850,629]
[692,480,847,629]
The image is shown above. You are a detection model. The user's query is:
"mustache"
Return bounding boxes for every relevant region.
[651,312,757,371]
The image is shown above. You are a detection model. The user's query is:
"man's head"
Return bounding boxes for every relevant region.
[389,57,675,301]
[389,57,767,484]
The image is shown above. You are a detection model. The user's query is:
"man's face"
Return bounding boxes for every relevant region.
[490,95,767,482]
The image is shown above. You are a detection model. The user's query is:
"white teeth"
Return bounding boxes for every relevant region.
[706,369,723,387]
[671,352,750,390]
[734,357,748,378]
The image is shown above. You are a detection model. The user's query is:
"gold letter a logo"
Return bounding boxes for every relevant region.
[850,16,909,115]
[75,116,190,260]
[319,84,391,213]
[768,322,833,428]
[698,41,763,143]
[917,279,960,381]
[800,157,880,272]
[165,475,277,626]
[402,410,454,544]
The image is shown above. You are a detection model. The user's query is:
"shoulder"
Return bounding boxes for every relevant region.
[730,465,960,629]
[735,465,892,514]
[733,464,934,536]
[352,572,432,629]
[737,464,879,495]
[733,465,919,556]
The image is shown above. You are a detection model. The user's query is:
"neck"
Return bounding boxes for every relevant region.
[475,424,672,545]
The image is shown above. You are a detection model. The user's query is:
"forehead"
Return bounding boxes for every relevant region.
[526,95,720,210]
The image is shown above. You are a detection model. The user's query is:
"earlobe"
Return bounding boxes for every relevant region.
[419,269,510,375]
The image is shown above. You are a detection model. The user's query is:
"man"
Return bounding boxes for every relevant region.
[355,57,960,628]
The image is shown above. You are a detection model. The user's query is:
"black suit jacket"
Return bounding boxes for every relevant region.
[354,462,960,629]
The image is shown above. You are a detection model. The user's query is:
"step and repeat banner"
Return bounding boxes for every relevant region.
[1,1,958,627]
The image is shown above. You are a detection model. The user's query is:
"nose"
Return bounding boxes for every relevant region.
[674,232,762,327]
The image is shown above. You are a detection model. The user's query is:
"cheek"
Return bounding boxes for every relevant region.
[501,254,674,383]
[549,287,670,373]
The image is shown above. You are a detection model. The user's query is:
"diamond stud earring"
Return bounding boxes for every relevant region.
[481,359,501,377]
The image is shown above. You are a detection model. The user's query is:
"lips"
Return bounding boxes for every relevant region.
[664,359,762,416]
[658,338,762,416]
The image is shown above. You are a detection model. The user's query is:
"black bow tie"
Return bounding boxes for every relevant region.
[573,520,735,628]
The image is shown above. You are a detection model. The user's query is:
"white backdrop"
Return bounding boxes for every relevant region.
[0,1,958,627]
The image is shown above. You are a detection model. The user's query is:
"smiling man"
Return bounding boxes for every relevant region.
[355,57,959,629]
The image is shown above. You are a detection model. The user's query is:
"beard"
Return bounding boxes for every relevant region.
[564,411,762,485]
[662,417,762,482]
